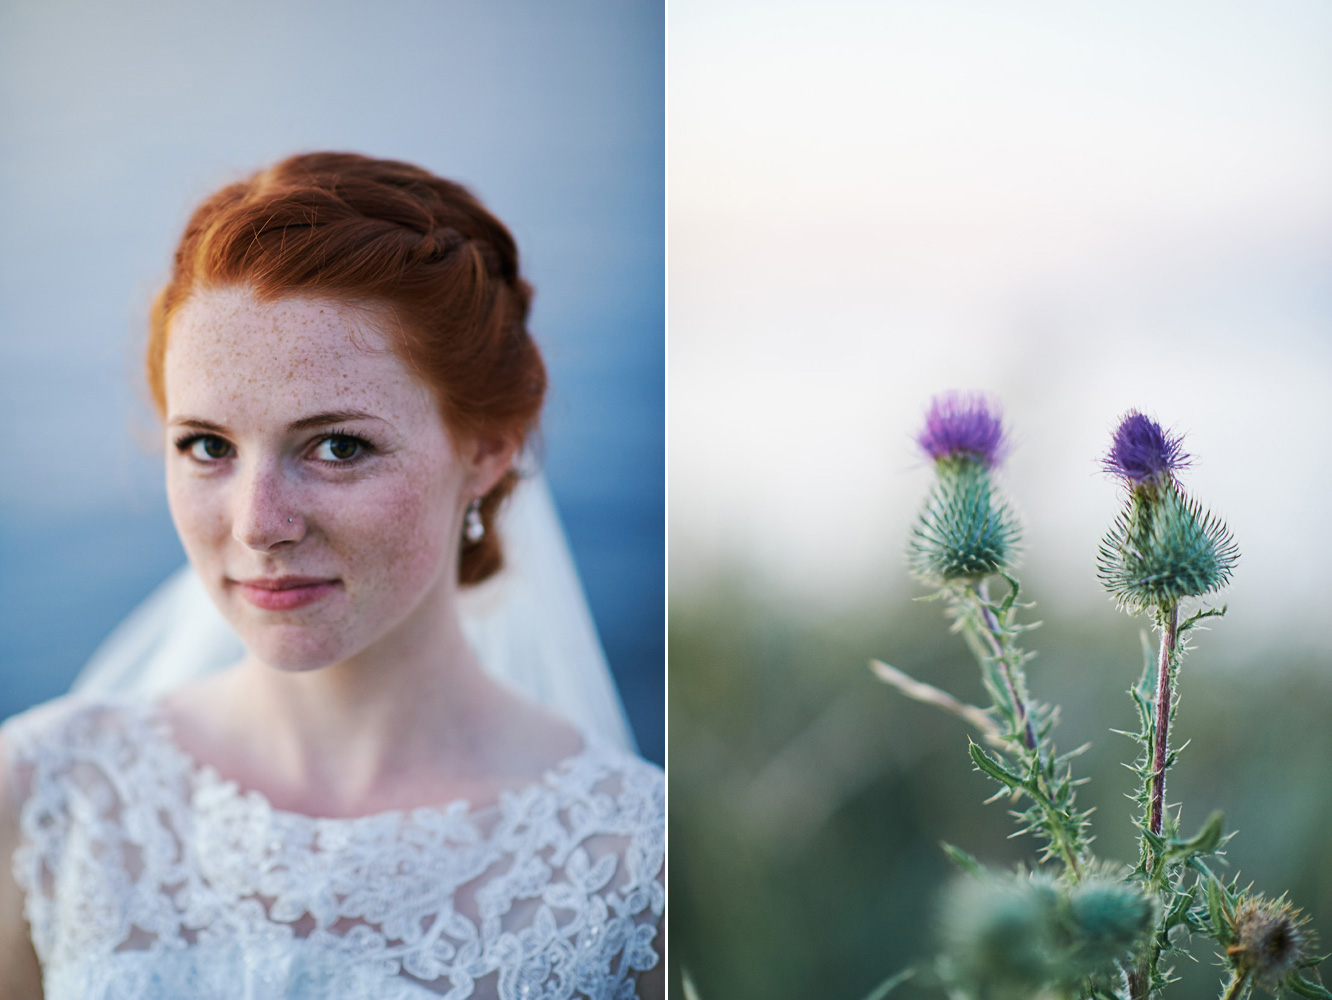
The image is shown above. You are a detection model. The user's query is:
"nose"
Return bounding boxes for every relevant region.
[232,458,305,551]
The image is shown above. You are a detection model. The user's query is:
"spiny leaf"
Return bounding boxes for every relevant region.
[1208,877,1234,946]
[1179,604,1227,634]
[1162,887,1196,931]
[1165,810,1224,863]
[941,842,984,876]
[969,741,1022,789]
[1287,974,1332,999]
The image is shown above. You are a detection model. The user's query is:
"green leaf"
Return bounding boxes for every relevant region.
[912,589,950,603]
[1137,628,1156,695]
[1166,810,1224,862]
[1286,974,1332,999]
[968,741,1022,789]
[1138,825,1166,854]
[941,842,984,876]
[1162,886,1196,932]
[1207,877,1233,945]
[1178,604,1227,634]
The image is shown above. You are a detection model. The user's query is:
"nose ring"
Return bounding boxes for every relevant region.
[288,518,294,523]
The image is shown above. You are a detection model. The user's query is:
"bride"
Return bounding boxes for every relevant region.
[0,153,664,999]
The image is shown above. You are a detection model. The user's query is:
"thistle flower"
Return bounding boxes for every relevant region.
[1097,413,1237,612]
[1226,895,1313,990]
[1103,411,1190,491]
[909,393,1020,584]
[918,392,1007,469]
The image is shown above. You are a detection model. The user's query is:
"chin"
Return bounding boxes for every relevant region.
[235,622,356,673]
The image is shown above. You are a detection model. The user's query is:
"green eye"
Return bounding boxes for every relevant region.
[179,435,233,461]
[330,438,358,460]
[316,435,365,462]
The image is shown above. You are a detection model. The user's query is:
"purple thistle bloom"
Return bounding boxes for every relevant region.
[918,392,1006,468]
[1103,411,1191,487]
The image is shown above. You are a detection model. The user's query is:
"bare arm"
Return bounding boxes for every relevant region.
[0,733,43,999]
[636,911,665,1000]
[635,856,665,1000]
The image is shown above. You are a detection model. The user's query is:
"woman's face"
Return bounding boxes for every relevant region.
[163,286,493,671]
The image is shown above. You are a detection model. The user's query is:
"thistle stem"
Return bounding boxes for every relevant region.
[975,582,1038,751]
[1220,971,1250,1000]
[969,583,1083,882]
[1126,606,1184,999]
[1125,963,1147,1000]
[1150,604,1180,837]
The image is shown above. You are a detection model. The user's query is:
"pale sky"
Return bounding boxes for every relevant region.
[668,1,1332,648]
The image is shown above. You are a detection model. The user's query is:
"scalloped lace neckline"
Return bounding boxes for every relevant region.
[132,697,597,827]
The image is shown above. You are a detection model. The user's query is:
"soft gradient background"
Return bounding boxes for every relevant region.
[670,2,1332,998]
[0,0,664,764]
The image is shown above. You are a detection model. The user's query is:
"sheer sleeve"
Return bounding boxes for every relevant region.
[1,715,46,998]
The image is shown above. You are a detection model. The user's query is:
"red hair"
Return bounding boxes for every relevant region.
[146,152,546,585]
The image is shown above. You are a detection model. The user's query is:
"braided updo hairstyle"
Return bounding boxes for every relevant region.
[145,152,546,585]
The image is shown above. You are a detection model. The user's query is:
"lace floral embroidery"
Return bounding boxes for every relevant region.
[4,697,663,1000]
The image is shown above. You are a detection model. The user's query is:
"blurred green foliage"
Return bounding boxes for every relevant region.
[669,572,1332,1000]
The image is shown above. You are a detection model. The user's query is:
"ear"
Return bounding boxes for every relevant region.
[464,433,519,497]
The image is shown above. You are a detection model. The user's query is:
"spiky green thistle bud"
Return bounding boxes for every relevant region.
[1098,412,1237,612]
[939,873,1061,999]
[939,870,1158,997]
[1063,877,1156,974]
[1098,481,1238,612]
[910,457,1020,584]
[1227,895,1314,990]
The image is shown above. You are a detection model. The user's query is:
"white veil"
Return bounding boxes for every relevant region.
[73,474,637,753]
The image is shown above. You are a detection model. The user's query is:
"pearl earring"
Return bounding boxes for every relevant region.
[464,498,485,543]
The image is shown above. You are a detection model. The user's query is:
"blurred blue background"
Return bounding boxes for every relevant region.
[0,0,663,764]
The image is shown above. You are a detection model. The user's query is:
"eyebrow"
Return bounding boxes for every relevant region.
[169,410,384,433]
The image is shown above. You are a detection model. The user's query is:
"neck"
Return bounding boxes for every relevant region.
[226,577,502,812]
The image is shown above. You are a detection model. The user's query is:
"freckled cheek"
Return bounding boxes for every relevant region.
[335,479,456,601]
[165,470,232,564]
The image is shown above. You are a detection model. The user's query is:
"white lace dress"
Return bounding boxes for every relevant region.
[2,696,664,1000]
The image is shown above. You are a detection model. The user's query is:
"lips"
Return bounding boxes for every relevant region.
[231,575,341,611]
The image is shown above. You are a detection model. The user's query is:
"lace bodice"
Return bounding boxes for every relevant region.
[2,696,664,1000]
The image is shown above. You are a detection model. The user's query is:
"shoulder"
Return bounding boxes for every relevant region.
[550,742,665,986]
[2,700,87,995]
[2,691,135,739]
[531,735,664,849]
[562,739,664,819]
[547,739,665,884]
[2,696,168,970]
[0,693,157,842]
[1,694,142,780]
